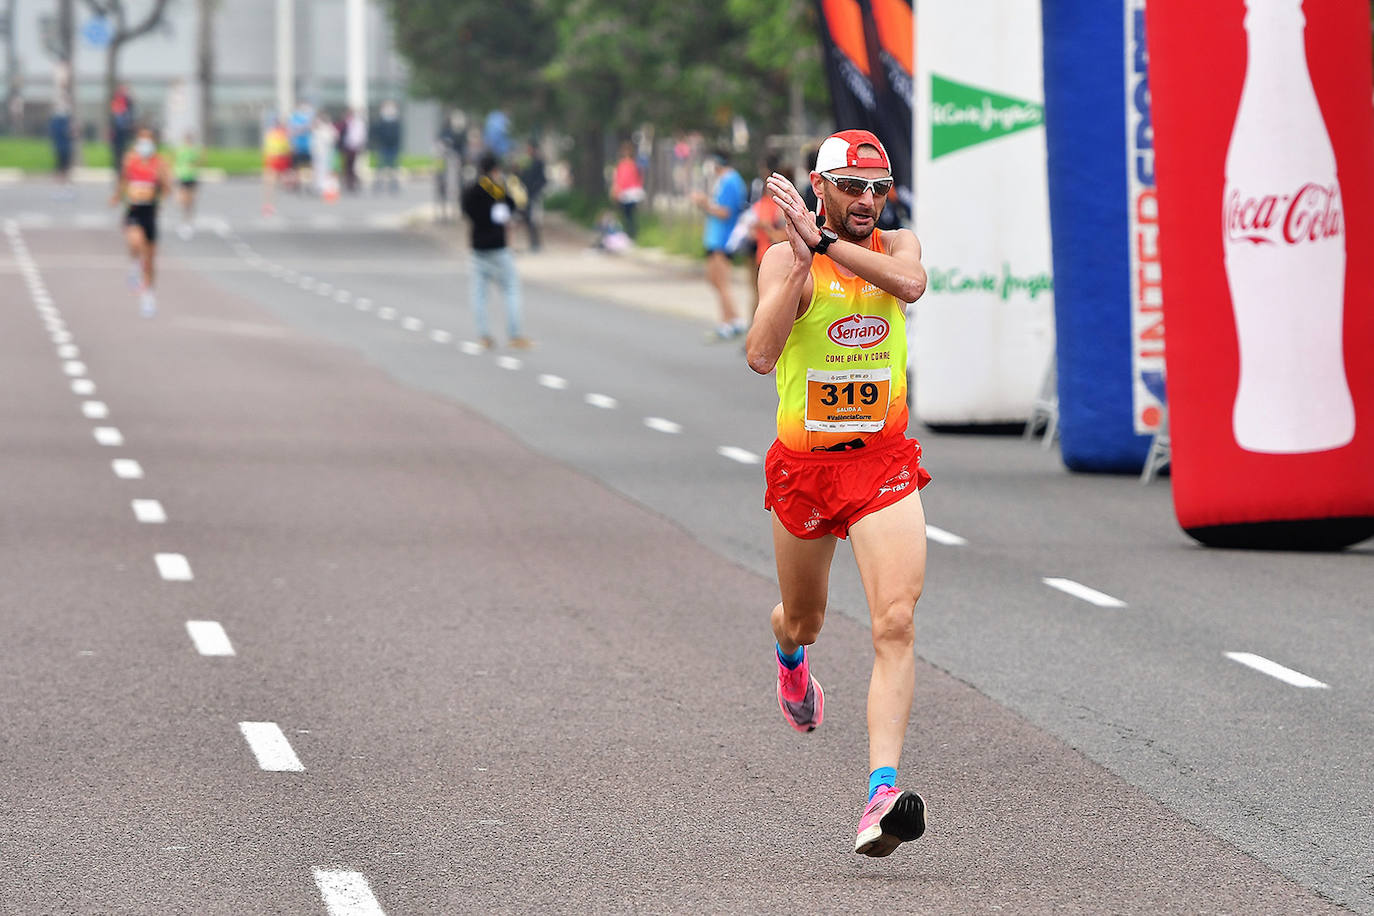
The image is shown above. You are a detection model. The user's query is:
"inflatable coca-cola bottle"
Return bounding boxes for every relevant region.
[1223,0,1355,453]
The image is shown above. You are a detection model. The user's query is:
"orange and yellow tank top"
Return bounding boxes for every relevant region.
[774,229,910,452]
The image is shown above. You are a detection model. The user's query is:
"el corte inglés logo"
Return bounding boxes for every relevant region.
[828,314,890,349]
[930,74,1044,159]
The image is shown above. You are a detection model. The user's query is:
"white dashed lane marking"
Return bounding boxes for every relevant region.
[238,722,305,772]
[63,360,87,377]
[71,379,96,396]
[538,374,568,390]
[585,393,617,409]
[81,401,109,419]
[354,297,373,312]
[644,417,682,434]
[377,307,397,321]
[458,340,484,355]
[1225,652,1329,689]
[401,317,423,332]
[112,459,144,479]
[186,621,236,657]
[335,290,353,304]
[496,356,523,371]
[925,525,968,546]
[93,427,124,447]
[429,329,452,344]
[717,446,762,465]
[1042,577,1126,608]
[155,553,194,582]
[132,499,167,524]
[313,868,386,916]
[56,344,80,359]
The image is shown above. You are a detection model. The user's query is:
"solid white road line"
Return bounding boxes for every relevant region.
[429,329,452,344]
[238,722,305,772]
[93,427,124,446]
[717,445,762,465]
[401,317,423,331]
[131,499,167,524]
[112,458,144,479]
[63,360,87,377]
[496,356,523,371]
[71,379,96,395]
[1042,577,1126,608]
[81,400,109,419]
[644,417,682,434]
[155,553,194,581]
[584,393,617,409]
[459,340,484,355]
[1225,652,1329,689]
[925,525,968,546]
[537,374,568,390]
[186,621,235,657]
[313,869,386,916]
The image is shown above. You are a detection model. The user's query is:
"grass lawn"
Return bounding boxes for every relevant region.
[0,136,436,175]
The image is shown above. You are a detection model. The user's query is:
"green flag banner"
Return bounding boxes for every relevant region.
[930,74,1045,159]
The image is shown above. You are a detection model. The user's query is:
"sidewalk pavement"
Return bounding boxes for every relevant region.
[419,207,755,327]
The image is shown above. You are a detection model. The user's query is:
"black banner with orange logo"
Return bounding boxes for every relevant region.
[815,0,914,224]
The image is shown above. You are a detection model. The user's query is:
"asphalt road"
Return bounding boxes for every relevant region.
[0,180,1370,914]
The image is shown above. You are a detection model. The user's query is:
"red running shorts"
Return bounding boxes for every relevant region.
[763,436,932,540]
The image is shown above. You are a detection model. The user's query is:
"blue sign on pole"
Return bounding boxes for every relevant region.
[82,16,112,49]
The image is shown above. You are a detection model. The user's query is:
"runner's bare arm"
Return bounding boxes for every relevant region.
[825,229,927,304]
[747,230,814,375]
[768,172,927,304]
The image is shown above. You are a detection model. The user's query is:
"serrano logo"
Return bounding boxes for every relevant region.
[827,313,889,349]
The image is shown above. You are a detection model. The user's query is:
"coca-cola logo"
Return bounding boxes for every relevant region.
[827,314,890,349]
[1224,183,1343,246]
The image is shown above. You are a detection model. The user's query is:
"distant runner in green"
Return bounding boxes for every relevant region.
[174,131,205,240]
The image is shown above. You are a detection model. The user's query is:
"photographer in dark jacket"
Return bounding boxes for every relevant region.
[461,153,531,349]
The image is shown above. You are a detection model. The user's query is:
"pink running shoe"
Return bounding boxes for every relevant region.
[854,786,927,857]
[776,647,823,733]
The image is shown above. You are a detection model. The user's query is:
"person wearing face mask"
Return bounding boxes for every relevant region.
[112,126,171,318]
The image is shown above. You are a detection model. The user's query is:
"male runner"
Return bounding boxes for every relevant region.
[113,126,171,318]
[746,129,930,857]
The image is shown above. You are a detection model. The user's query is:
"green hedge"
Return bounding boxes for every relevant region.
[0,137,437,176]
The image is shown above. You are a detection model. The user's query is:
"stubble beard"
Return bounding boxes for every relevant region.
[823,188,881,243]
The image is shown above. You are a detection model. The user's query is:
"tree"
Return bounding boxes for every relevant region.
[81,0,173,116]
[195,0,216,142]
[382,0,558,123]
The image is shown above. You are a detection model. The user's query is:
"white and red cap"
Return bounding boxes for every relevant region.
[814,129,891,173]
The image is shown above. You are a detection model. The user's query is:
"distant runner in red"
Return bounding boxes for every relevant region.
[113,125,171,318]
[747,129,931,857]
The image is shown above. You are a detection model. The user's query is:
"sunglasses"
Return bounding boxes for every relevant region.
[820,171,894,197]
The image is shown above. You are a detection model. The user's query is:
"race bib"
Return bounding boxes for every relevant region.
[804,368,891,432]
[491,202,512,225]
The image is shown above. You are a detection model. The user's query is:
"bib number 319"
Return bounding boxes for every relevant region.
[804,368,891,432]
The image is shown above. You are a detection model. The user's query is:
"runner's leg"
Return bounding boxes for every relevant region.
[770,511,837,653]
[707,252,738,326]
[846,491,927,771]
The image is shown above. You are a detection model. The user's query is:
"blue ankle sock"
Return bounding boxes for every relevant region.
[776,643,804,669]
[868,766,897,800]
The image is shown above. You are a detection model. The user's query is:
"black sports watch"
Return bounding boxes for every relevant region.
[811,227,839,255]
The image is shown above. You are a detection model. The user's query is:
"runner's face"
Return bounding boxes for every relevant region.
[818,165,890,242]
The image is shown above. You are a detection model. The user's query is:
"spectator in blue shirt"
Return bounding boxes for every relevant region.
[693,149,749,341]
